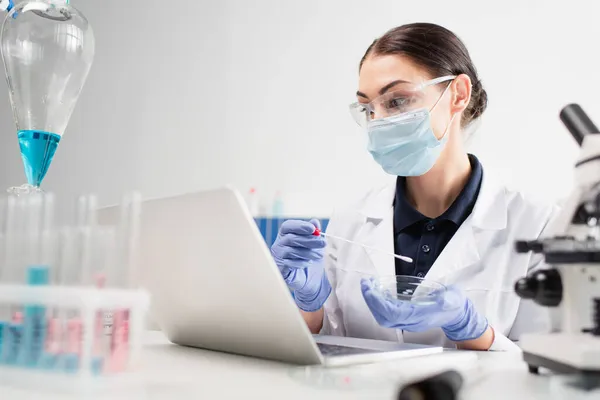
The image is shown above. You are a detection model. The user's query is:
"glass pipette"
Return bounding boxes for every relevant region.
[312,228,413,263]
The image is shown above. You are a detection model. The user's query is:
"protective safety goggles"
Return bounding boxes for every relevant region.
[349,75,456,128]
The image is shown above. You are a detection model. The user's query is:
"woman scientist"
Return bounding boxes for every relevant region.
[271,23,556,351]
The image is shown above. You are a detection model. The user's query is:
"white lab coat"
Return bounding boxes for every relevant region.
[321,172,557,351]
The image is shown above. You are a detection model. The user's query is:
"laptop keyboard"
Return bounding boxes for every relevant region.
[316,342,381,357]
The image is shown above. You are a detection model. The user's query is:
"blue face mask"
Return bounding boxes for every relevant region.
[365,76,457,177]
[367,109,453,176]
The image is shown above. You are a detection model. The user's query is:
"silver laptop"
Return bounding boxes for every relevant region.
[98,187,442,366]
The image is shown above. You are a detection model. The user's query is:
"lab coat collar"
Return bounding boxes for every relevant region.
[470,170,507,231]
[359,170,507,232]
[358,180,396,221]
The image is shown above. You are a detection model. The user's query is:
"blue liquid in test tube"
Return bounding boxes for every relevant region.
[18,266,49,367]
[2,316,23,365]
[0,321,5,359]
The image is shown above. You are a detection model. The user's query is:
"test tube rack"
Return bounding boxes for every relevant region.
[0,284,150,393]
[0,191,149,394]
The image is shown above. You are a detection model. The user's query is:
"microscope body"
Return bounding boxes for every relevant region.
[515,105,600,378]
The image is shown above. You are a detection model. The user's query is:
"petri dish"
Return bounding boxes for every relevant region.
[372,275,446,305]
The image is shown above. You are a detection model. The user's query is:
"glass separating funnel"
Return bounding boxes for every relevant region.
[0,0,94,194]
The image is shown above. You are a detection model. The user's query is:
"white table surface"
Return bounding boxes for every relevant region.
[2,331,598,399]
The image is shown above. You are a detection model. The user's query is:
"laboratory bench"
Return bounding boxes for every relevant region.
[2,331,593,400]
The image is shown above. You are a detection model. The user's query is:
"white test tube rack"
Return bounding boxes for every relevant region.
[0,284,150,393]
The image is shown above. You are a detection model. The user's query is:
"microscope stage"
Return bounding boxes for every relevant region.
[521,333,600,371]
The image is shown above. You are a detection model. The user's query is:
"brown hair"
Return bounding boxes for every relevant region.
[361,23,487,127]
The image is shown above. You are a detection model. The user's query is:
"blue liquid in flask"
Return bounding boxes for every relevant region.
[18,130,61,187]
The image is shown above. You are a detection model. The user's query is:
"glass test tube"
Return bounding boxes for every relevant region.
[60,195,97,373]
[56,227,80,373]
[0,197,7,359]
[37,194,60,370]
[19,194,55,368]
[1,196,24,365]
[91,226,116,375]
[106,192,141,373]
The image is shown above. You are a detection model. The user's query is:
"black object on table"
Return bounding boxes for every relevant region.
[398,370,463,400]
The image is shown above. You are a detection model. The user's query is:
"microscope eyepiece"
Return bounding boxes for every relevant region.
[560,103,600,146]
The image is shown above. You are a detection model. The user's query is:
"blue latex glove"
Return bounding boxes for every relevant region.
[361,278,489,342]
[271,219,331,312]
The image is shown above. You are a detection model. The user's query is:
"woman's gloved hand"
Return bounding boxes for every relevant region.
[271,219,331,312]
[360,278,489,342]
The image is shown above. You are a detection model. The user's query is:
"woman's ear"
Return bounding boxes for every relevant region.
[450,74,472,115]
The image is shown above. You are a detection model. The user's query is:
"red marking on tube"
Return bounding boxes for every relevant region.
[94,273,106,288]
[312,228,321,236]
[107,309,130,372]
[12,312,23,323]
[45,318,61,353]
[66,318,83,354]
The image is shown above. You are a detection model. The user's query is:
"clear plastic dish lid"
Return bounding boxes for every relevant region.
[331,248,446,306]
[372,275,446,305]
[334,265,446,306]
[29,1,72,21]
